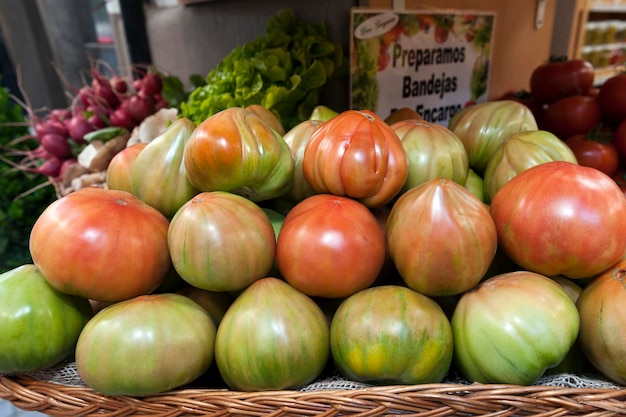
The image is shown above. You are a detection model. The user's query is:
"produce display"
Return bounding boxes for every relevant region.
[1,9,626,412]
[2,96,626,400]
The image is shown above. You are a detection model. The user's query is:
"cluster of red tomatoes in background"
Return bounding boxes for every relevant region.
[500,56,626,193]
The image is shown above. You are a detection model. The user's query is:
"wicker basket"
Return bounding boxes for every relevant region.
[2,370,626,416]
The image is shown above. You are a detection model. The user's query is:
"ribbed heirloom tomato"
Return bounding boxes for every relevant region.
[302,109,408,208]
[386,178,497,296]
[489,161,626,279]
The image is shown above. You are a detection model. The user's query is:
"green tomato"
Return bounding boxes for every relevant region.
[330,285,453,384]
[451,271,580,385]
[448,100,538,174]
[215,277,329,391]
[463,168,485,203]
[76,293,216,396]
[483,130,578,203]
[0,264,93,373]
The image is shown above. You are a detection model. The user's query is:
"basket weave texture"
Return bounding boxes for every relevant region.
[2,367,626,416]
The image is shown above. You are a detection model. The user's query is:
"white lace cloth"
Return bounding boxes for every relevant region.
[10,357,624,392]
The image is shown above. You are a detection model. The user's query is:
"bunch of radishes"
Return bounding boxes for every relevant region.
[25,63,171,180]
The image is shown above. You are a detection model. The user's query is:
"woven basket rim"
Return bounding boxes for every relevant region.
[2,373,626,416]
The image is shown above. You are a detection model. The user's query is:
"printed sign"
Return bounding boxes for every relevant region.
[350,9,495,126]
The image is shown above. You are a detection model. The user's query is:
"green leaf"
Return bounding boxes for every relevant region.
[180,7,348,130]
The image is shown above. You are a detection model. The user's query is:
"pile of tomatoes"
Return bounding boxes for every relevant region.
[501,56,626,191]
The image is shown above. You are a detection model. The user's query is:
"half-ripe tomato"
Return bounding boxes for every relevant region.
[577,260,626,385]
[183,107,294,202]
[302,109,408,208]
[489,161,626,279]
[29,188,172,302]
[276,194,386,298]
[530,57,595,104]
[565,132,619,177]
[168,191,276,292]
[540,95,602,140]
[106,143,147,193]
[386,178,497,296]
[597,73,626,123]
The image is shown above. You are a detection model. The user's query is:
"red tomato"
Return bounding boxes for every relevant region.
[302,109,408,208]
[565,133,619,177]
[489,161,626,279]
[276,194,386,298]
[530,57,595,104]
[29,188,172,302]
[597,73,626,123]
[539,95,602,140]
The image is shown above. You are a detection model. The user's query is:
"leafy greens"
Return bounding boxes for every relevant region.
[181,8,348,131]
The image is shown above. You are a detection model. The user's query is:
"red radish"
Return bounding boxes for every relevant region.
[66,114,94,143]
[76,86,97,109]
[59,158,78,180]
[87,112,108,130]
[140,72,163,96]
[110,76,128,95]
[109,107,137,130]
[35,119,68,139]
[133,78,143,92]
[154,97,169,111]
[31,145,51,159]
[85,105,109,129]
[127,94,154,122]
[40,133,73,159]
[50,108,71,121]
[35,157,63,178]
